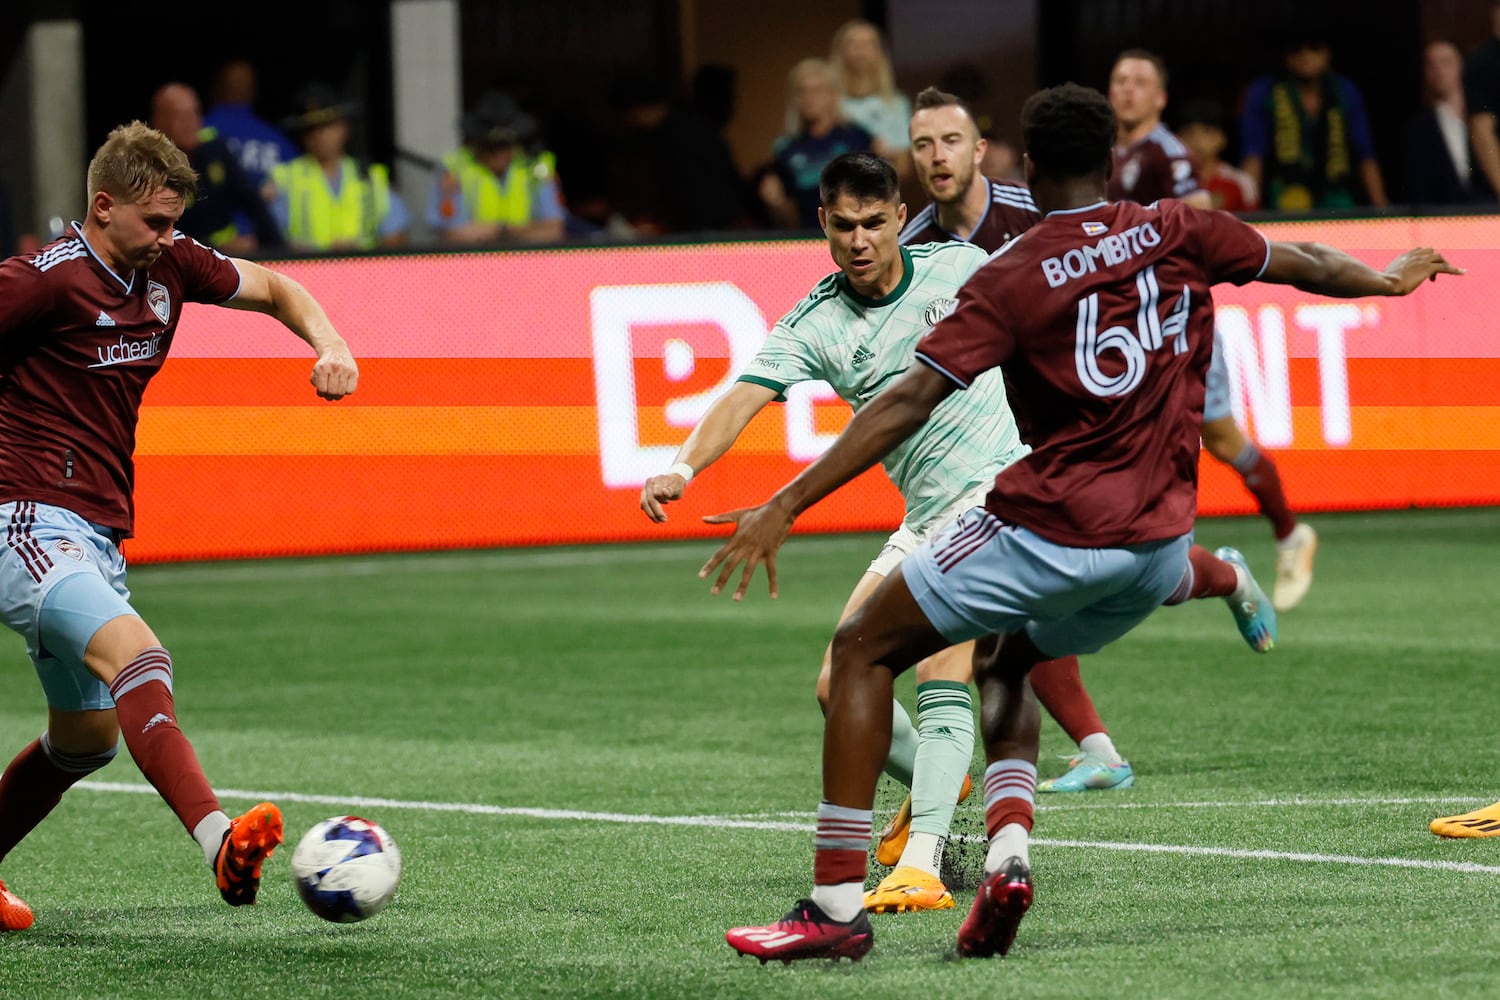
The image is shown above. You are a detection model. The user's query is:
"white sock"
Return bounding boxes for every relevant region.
[1079,731,1121,764]
[810,882,864,922]
[1229,563,1253,602]
[897,831,946,876]
[193,810,231,866]
[985,821,1030,873]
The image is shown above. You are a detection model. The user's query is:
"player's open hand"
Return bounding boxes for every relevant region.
[312,343,359,400]
[699,499,796,600]
[1384,248,1464,295]
[640,473,688,523]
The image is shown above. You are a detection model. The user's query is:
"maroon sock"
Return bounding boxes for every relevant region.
[982,761,1036,839]
[1232,445,1297,540]
[0,735,114,864]
[109,648,221,835]
[812,803,871,887]
[1027,656,1106,745]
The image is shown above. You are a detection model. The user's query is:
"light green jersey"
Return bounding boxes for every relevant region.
[739,242,1028,533]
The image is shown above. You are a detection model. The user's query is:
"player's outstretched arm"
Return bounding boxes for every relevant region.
[640,381,779,523]
[699,363,954,600]
[1261,242,1463,299]
[223,258,359,400]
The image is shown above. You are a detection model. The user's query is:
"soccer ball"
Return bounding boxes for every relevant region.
[290,815,402,923]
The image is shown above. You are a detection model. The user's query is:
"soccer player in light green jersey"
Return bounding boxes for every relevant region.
[640,152,1029,913]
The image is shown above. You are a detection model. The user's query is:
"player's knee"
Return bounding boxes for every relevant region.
[40,730,119,774]
[814,674,832,710]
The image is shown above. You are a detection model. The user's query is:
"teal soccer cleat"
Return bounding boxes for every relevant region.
[1036,752,1135,793]
[1215,546,1277,652]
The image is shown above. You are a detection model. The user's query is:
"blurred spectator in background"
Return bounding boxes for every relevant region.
[1240,30,1388,210]
[427,91,564,245]
[1178,99,1260,212]
[1408,41,1490,205]
[149,82,283,255]
[760,58,872,230]
[203,59,298,194]
[1465,2,1500,202]
[1106,50,1210,207]
[603,71,747,236]
[270,83,409,252]
[980,134,1023,182]
[831,20,912,180]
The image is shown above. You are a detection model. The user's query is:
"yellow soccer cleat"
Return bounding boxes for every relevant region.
[875,772,972,867]
[1431,800,1500,838]
[863,866,956,913]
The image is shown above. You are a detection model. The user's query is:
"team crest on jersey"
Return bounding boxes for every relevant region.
[922,297,959,328]
[147,281,171,324]
[1082,221,1110,236]
[1120,158,1141,193]
[55,539,84,561]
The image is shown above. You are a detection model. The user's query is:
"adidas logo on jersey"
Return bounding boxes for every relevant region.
[851,345,875,366]
[95,311,116,327]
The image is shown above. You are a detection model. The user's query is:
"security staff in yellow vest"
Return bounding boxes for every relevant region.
[270,83,410,251]
[426,91,565,245]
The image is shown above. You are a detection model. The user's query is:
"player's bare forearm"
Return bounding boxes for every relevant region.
[640,382,776,522]
[1262,242,1462,298]
[227,259,359,398]
[697,367,950,600]
[776,365,953,517]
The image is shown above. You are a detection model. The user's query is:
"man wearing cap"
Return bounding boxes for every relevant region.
[269,83,410,251]
[426,91,565,245]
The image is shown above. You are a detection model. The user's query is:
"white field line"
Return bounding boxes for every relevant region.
[76,781,1500,876]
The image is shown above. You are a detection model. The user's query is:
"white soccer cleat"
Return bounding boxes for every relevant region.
[1273,522,1317,612]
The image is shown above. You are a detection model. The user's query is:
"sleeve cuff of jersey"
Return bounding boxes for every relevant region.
[736,373,788,401]
[223,259,245,303]
[914,351,969,389]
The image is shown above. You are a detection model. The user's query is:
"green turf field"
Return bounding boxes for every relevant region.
[0,507,1496,998]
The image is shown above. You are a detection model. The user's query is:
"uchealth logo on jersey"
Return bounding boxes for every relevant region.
[1082,221,1110,236]
[922,296,959,328]
[147,281,171,324]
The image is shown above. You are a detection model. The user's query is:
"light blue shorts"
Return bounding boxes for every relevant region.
[0,501,137,711]
[903,508,1192,659]
[1204,327,1232,423]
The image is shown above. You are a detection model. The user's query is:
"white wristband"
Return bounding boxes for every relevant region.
[667,462,695,484]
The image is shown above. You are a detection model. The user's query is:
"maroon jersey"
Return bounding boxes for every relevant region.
[914,199,1269,547]
[0,225,242,534]
[901,179,1041,252]
[1107,124,1200,205]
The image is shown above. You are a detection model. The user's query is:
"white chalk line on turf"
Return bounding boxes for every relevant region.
[737,795,1490,817]
[76,781,1500,876]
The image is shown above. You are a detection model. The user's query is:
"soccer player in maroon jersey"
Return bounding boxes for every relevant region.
[713,83,1459,963]
[1107,49,1210,209]
[0,122,358,931]
[1109,49,1320,612]
[903,85,1137,799]
[902,86,1041,248]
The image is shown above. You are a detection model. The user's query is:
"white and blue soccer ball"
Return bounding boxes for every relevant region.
[290,815,402,923]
